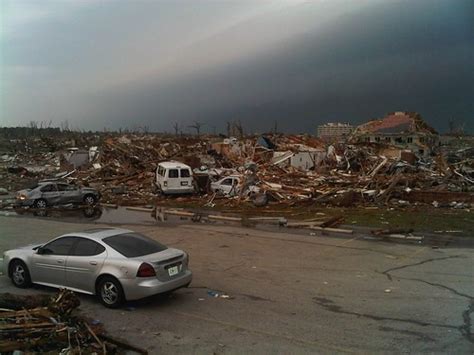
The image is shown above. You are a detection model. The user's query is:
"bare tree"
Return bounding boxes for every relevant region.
[173,122,180,136]
[188,121,205,137]
[235,120,244,138]
[226,120,245,138]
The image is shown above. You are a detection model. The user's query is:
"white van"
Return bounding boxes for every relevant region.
[154,161,194,194]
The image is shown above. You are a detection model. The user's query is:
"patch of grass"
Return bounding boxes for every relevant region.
[338,207,474,233]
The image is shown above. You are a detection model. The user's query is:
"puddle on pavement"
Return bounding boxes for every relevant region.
[1,206,473,248]
[1,206,243,227]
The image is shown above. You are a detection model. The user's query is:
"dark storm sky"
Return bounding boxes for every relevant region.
[1,0,473,133]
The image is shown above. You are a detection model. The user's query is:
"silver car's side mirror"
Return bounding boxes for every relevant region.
[37,247,52,255]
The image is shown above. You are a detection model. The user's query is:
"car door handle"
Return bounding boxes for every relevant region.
[89,261,97,265]
[57,259,64,264]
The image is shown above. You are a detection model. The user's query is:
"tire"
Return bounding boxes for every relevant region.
[83,194,97,205]
[34,199,47,209]
[155,185,164,196]
[97,276,125,308]
[10,260,32,288]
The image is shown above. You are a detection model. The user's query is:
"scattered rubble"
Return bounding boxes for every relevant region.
[0,126,473,211]
[0,289,147,354]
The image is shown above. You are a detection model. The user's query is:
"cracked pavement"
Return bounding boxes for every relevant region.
[1,216,473,353]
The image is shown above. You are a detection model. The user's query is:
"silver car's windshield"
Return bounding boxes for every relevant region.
[103,233,168,257]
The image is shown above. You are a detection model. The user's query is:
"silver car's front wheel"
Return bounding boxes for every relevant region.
[84,195,96,205]
[34,199,47,208]
[97,277,124,308]
[10,260,31,288]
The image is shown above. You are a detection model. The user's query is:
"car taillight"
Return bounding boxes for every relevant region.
[136,263,156,277]
[185,253,189,266]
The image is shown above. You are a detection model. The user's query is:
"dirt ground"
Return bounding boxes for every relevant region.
[1,216,473,354]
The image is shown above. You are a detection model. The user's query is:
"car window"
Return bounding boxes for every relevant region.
[180,169,190,178]
[222,178,233,186]
[103,233,167,258]
[57,184,76,191]
[42,237,76,255]
[168,169,178,178]
[40,184,57,192]
[157,166,165,177]
[71,238,105,256]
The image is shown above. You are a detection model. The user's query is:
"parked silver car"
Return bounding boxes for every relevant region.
[16,182,100,208]
[3,228,192,308]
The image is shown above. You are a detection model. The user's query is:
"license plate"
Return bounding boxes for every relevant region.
[181,181,188,186]
[168,266,179,276]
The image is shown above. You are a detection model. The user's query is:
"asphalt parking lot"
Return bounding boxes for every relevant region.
[1,216,473,354]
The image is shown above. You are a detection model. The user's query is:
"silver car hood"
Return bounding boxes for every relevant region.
[17,189,31,195]
[18,243,42,250]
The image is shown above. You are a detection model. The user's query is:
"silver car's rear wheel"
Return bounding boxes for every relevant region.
[97,277,124,308]
[10,260,31,288]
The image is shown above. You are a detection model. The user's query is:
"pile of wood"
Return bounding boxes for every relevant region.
[0,289,147,354]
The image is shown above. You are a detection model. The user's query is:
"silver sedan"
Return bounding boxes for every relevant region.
[2,228,192,308]
[16,182,100,208]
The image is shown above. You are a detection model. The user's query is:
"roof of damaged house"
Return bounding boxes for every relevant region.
[353,112,438,135]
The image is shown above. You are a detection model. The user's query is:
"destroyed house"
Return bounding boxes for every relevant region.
[352,112,438,156]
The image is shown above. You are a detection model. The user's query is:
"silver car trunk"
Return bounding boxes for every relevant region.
[134,248,185,281]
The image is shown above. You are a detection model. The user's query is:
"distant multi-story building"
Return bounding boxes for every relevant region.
[317,123,354,139]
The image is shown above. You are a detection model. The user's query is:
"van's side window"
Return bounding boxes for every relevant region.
[168,169,179,178]
[180,169,190,178]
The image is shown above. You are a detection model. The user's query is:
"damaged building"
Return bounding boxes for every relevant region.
[351,112,439,157]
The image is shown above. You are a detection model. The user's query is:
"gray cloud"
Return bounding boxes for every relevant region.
[1,0,473,133]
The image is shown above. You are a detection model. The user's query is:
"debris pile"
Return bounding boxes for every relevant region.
[0,289,147,354]
[0,128,473,209]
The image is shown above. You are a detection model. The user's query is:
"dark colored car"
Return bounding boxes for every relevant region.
[16,182,100,208]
